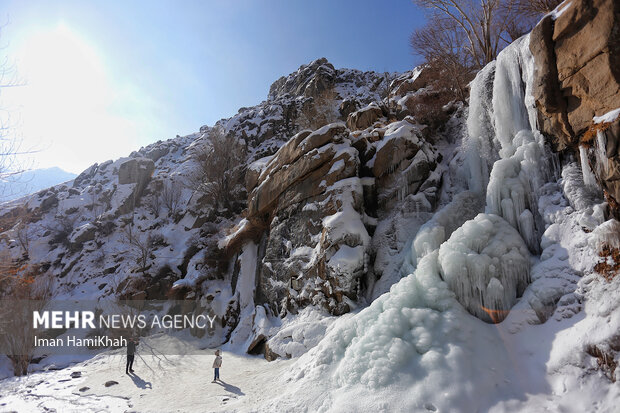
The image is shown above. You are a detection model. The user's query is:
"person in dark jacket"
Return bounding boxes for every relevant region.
[126,337,138,374]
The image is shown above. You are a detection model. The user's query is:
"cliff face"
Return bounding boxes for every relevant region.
[0,57,451,354]
[225,67,444,318]
[530,0,620,210]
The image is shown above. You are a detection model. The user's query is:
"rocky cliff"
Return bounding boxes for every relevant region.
[0,57,452,355]
[530,0,620,211]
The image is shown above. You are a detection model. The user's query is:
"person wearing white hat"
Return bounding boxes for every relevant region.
[212,349,222,383]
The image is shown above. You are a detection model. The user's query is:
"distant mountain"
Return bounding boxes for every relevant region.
[0,167,77,202]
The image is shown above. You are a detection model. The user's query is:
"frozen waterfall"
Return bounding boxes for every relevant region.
[465,34,558,254]
[401,34,562,322]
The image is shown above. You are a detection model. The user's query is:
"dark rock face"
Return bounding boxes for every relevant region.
[530,0,620,209]
[244,123,368,316]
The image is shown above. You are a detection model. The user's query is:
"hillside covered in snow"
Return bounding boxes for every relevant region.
[1,0,620,411]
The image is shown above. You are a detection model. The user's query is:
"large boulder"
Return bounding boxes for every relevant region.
[117,157,155,186]
[247,123,349,216]
[113,158,155,216]
[347,103,383,131]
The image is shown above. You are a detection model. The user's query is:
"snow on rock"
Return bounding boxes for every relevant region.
[589,219,620,250]
[438,213,531,323]
[593,107,620,124]
[264,307,337,359]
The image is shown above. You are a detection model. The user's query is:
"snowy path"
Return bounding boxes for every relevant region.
[0,348,293,412]
[80,351,291,412]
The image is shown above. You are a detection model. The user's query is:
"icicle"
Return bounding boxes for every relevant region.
[518,209,539,254]
[579,145,597,187]
[501,198,517,228]
[596,130,608,176]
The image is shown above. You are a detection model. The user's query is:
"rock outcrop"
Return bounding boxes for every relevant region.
[244,123,368,315]
[530,0,620,209]
[240,115,442,317]
[346,103,384,131]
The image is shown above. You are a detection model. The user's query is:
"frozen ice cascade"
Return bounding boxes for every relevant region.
[438,213,530,323]
[467,34,558,254]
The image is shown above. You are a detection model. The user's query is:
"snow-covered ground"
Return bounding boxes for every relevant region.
[0,337,293,413]
[0,296,618,413]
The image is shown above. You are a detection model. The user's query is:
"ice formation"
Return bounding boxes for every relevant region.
[464,61,498,194]
[402,191,484,275]
[595,130,608,176]
[437,213,531,323]
[465,36,561,256]
[579,145,598,187]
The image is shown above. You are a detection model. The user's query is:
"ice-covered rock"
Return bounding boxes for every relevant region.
[438,213,531,323]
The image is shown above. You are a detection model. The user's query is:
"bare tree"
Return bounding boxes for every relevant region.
[146,190,162,218]
[515,0,562,16]
[379,72,399,113]
[15,219,30,255]
[187,126,246,212]
[87,188,107,219]
[121,224,155,276]
[412,0,526,69]
[0,264,54,376]
[161,180,182,217]
[0,28,32,196]
[411,16,476,102]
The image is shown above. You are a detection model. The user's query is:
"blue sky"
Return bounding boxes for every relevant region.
[0,0,426,174]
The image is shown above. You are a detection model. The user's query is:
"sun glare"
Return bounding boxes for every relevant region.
[4,25,151,174]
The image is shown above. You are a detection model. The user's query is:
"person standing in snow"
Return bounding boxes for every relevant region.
[212,349,222,382]
[126,337,138,374]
